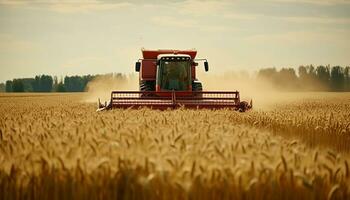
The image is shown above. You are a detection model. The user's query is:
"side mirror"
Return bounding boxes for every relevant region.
[204,61,209,72]
[135,62,141,72]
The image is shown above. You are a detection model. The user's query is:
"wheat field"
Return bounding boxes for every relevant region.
[0,93,349,200]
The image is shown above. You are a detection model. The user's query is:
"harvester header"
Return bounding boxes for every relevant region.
[97,49,252,112]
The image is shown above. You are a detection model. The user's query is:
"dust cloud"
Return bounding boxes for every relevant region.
[197,71,308,109]
[84,71,314,109]
[84,74,138,103]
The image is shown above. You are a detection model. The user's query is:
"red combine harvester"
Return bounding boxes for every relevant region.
[97,49,252,112]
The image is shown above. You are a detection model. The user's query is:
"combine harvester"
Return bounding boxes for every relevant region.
[98,49,252,112]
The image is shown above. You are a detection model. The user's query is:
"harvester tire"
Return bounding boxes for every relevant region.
[192,82,203,91]
[192,81,203,98]
[140,80,155,91]
[239,101,249,112]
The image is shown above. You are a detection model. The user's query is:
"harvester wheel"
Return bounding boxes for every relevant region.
[140,80,155,91]
[192,81,203,91]
[192,82,203,91]
[192,81,203,98]
[239,101,249,112]
[140,80,155,97]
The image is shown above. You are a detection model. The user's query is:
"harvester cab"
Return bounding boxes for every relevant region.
[137,53,207,93]
[97,49,252,111]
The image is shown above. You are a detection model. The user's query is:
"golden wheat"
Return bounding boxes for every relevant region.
[0,93,349,199]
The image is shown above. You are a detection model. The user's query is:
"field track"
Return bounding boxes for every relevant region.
[0,93,349,200]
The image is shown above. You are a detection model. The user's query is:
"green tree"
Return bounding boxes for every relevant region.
[64,76,83,92]
[12,79,24,92]
[56,79,66,92]
[32,75,53,92]
[298,65,318,91]
[63,75,96,92]
[344,66,350,91]
[40,75,53,92]
[5,80,12,92]
[0,83,5,92]
[307,65,316,79]
[315,65,330,91]
[330,66,344,91]
[32,76,40,92]
[21,78,34,92]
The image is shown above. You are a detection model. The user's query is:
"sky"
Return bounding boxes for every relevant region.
[0,0,349,82]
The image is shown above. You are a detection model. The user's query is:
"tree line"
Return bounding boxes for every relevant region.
[257,65,350,91]
[2,74,123,92]
[1,65,349,92]
[0,83,4,92]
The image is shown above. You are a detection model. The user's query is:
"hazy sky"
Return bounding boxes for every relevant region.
[0,0,349,82]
